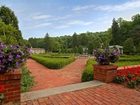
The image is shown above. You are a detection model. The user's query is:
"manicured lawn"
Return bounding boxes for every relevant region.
[115,55,140,67]
[31,53,75,69]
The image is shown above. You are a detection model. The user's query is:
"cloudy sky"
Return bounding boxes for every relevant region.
[0,0,140,39]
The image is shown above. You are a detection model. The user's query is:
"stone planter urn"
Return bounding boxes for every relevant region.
[93,64,118,83]
[0,70,21,104]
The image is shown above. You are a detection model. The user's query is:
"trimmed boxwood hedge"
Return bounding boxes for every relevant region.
[116,55,140,67]
[119,55,140,61]
[81,59,96,82]
[31,54,75,69]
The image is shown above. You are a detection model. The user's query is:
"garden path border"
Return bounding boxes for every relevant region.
[21,80,105,102]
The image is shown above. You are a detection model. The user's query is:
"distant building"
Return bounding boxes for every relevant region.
[83,47,88,55]
[109,45,123,54]
[30,48,45,54]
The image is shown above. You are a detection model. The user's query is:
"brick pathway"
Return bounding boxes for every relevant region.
[21,83,140,105]
[27,57,88,91]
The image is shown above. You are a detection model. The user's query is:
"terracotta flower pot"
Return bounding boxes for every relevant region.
[93,64,118,83]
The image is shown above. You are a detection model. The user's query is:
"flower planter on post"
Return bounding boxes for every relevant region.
[0,42,30,104]
[93,64,118,83]
[0,70,21,104]
[93,47,120,83]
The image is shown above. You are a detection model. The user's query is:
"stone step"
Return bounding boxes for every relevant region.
[21,80,105,102]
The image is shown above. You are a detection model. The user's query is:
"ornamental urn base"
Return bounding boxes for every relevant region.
[93,64,118,83]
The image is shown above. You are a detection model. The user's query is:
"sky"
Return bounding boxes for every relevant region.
[0,0,140,39]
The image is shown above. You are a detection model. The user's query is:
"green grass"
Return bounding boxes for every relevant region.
[81,59,96,82]
[31,53,75,69]
[21,66,35,92]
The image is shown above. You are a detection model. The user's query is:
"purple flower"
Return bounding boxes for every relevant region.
[8,55,13,61]
[22,59,25,62]
[16,54,21,58]
[0,42,30,73]
[9,55,13,58]
[16,62,19,67]
[16,45,19,48]
[94,47,119,65]
[0,54,3,58]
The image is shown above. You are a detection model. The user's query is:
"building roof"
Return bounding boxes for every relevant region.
[109,45,123,48]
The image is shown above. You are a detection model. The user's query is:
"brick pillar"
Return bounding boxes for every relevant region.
[93,64,118,83]
[0,70,21,104]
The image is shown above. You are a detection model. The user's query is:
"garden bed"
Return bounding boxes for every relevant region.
[113,66,140,90]
[81,59,96,82]
[31,54,75,69]
[21,66,35,92]
[81,55,140,82]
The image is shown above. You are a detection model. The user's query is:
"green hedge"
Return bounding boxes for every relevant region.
[115,55,140,67]
[119,55,140,61]
[31,55,75,69]
[37,53,74,58]
[21,66,35,92]
[81,59,96,82]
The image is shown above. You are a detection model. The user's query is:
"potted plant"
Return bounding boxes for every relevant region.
[0,42,30,104]
[93,47,119,82]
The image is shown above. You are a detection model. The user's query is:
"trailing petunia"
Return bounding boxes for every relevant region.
[0,42,30,73]
[93,47,120,65]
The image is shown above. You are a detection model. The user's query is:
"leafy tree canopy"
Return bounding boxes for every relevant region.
[0,6,24,45]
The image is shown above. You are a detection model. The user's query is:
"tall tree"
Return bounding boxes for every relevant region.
[132,14,140,26]
[72,32,79,48]
[110,18,120,45]
[117,18,132,45]
[44,33,53,51]
[130,25,140,46]
[0,6,19,29]
[0,20,19,44]
[0,6,23,45]
[80,33,88,46]
[72,32,79,53]
[123,38,135,54]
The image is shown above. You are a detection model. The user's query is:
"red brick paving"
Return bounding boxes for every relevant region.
[27,57,88,91]
[21,83,140,105]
